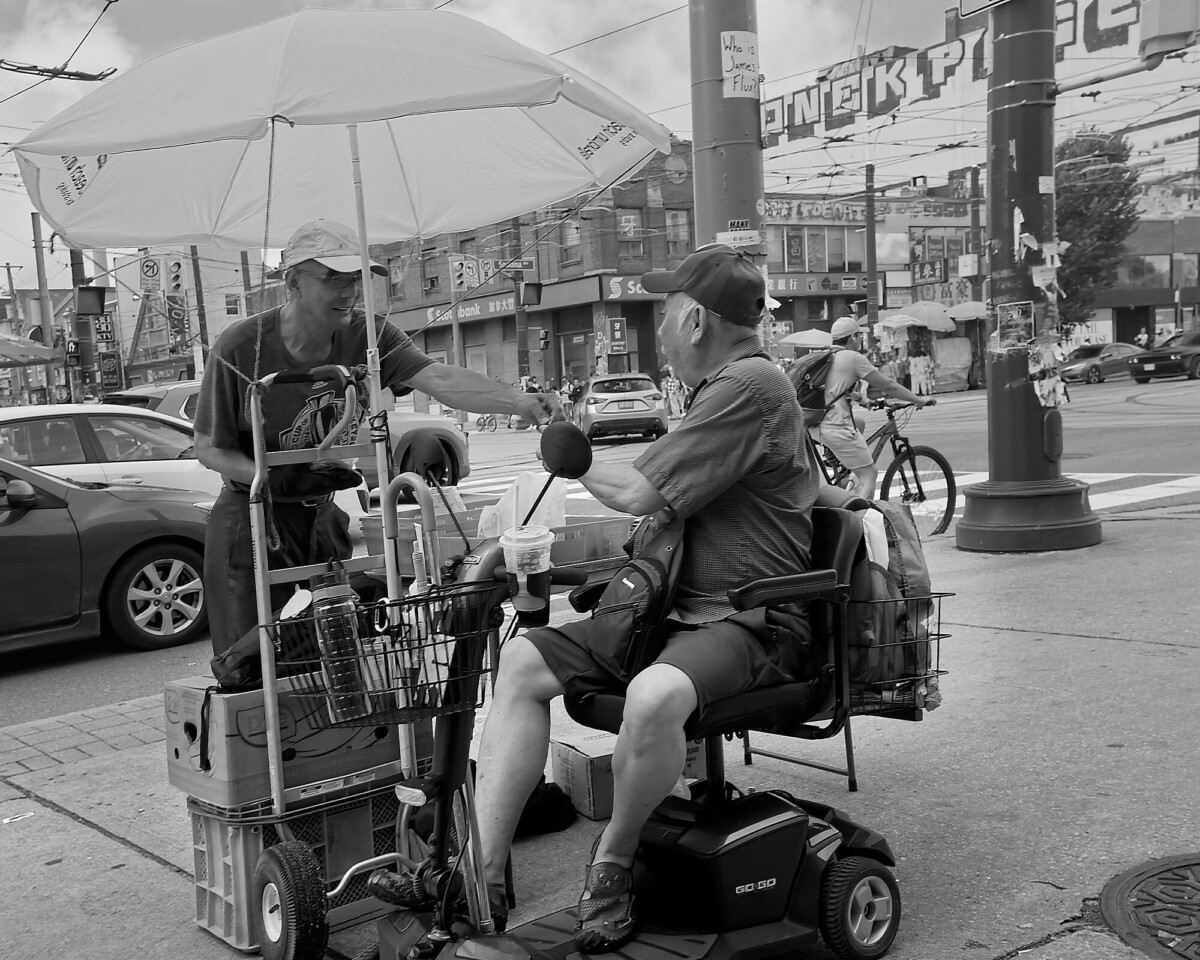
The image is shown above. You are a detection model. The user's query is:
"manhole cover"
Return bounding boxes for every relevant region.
[1101,855,1200,959]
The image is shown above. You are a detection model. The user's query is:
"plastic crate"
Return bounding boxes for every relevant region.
[189,782,400,951]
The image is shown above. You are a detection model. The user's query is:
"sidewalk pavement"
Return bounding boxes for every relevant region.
[3,507,1196,960]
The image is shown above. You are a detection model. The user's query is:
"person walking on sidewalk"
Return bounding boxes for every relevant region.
[195,219,562,655]
[812,315,934,499]
[367,245,821,950]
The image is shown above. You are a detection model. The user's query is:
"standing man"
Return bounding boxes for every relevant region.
[195,219,561,655]
[370,245,821,951]
[811,315,934,499]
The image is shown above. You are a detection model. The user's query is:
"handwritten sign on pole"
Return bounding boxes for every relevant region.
[720,31,759,98]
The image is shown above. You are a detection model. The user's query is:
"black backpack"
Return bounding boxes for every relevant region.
[788,348,841,426]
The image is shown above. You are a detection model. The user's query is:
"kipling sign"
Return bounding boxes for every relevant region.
[763,0,1145,144]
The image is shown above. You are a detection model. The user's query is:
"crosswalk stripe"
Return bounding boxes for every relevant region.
[1087,475,1200,510]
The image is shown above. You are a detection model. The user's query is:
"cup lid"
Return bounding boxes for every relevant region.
[499,524,554,547]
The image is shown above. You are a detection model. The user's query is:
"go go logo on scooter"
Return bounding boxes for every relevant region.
[734,877,777,896]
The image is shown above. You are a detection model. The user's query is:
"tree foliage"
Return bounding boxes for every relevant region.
[1055,130,1141,333]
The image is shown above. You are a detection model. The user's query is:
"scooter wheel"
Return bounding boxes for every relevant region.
[251,841,329,960]
[819,856,901,960]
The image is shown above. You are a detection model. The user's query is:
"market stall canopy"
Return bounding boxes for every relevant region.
[947,300,989,320]
[879,302,957,333]
[778,328,834,348]
[0,331,58,368]
[8,8,673,249]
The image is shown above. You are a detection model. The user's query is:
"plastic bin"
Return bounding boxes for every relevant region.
[189,782,401,951]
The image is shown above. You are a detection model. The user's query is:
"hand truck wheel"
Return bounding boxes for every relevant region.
[251,841,329,960]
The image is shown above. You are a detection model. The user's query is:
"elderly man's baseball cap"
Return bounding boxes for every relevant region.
[831,316,864,340]
[640,244,766,326]
[279,219,387,276]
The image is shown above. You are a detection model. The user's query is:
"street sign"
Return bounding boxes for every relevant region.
[714,230,764,247]
[486,258,536,273]
[959,0,1010,15]
[98,351,121,389]
[165,295,189,337]
[92,315,115,344]
[911,258,948,286]
[449,256,480,289]
[607,317,628,355]
[140,256,162,292]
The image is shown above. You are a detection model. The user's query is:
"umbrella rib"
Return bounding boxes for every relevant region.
[383,121,422,237]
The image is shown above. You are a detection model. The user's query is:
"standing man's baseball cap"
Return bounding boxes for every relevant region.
[831,316,864,340]
[279,219,387,276]
[640,244,766,326]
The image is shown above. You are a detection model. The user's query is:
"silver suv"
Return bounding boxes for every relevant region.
[575,373,669,442]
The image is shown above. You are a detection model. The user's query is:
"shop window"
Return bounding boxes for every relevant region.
[224,294,240,316]
[1174,253,1198,288]
[804,228,827,273]
[666,209,691,259]
[388,257,406,300]
[616,209,644,258]
[845,228,865,273]
[1116,254,1171,289]
[421,246,440,294]
[827,229,846,272]
[560,219,581,264]
[784,227,805,272]
[766,225,786,272]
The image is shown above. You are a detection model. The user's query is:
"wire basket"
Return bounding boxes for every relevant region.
[266,580,499,729]
[847,592,950,717]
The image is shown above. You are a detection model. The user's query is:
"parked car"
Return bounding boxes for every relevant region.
[1058,342,1142,383]
[0,404,222,496]
[1127,331,1200,382]
[574,373,669,442]
[102,379,470,491]
[0,457,210,653]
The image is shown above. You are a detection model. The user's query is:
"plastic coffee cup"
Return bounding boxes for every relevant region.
[499,525,555,611]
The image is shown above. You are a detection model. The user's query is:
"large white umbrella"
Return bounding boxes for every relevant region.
[9,8,671,249]
[947,300,989,320]
[0,331,58,368]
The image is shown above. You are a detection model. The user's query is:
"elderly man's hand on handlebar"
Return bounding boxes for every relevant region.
[917,397,937,408]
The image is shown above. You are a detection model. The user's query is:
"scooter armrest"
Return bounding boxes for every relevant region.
[568,576,614,613]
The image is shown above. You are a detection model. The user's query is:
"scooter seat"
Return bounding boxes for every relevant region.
[564,676,833,741]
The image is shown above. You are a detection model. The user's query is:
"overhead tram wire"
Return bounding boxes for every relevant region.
[0,0,119,107]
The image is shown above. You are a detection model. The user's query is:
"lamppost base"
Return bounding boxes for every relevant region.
[955,477,1102,552]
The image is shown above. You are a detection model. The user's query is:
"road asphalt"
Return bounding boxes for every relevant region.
[2,497,1195,960]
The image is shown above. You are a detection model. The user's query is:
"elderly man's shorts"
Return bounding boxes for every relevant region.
[524,606,813,711]
[814,421,874,470]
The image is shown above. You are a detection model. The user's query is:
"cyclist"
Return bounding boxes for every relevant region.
[814,315,934,499]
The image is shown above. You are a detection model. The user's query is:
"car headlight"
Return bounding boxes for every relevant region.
[1170,354,1181,361]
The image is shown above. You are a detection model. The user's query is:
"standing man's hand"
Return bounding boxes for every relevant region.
[516,392,565,425]
[917,397,937,408]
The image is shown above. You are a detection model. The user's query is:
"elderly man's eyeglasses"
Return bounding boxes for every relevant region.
[294,268,362,292]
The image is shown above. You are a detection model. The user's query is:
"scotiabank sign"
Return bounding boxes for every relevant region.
[604,276,661,301]
[425,293,516,325]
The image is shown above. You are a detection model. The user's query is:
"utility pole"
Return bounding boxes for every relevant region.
[864,164,880,329]
[968,165,986,387]
[4,264,29,404]
[510,217,530,380]
[688,0,764,248]
[30,213,57,402]
[189,246,210,377]
[956,0,1101,552]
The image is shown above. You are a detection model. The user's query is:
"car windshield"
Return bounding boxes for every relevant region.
[1159,333,1200,348]
[593,378,655,394]
[1067,345,1103,360]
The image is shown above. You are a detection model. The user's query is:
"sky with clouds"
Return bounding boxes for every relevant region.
[0,0,1196,296]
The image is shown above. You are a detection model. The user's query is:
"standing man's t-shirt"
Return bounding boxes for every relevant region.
[822,348,876,428]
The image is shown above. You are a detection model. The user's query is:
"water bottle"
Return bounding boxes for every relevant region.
[310,562,372,723]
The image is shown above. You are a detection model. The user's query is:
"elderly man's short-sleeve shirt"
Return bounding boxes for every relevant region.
[633,343,819,623]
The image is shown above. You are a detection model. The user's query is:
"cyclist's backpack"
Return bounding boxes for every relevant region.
[788,348,841,426]
[847,501,939,707]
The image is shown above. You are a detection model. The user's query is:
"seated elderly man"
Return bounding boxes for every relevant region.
[370,245,820,951]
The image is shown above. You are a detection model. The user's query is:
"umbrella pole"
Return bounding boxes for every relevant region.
[348,123,421,777]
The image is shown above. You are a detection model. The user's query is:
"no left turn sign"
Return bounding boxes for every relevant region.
[140,256,161,292]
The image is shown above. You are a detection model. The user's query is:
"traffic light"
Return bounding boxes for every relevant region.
[70,313,95,370]
[448,256,478,290]
[167,258,185,294]
[538,329,550,350]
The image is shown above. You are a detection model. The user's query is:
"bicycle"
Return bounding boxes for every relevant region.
[811,398,956,538]
[475,412,498,432]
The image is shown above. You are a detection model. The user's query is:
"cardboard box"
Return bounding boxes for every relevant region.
[551,733,710,820]
[163,675,431,810]
[551,731,617,820]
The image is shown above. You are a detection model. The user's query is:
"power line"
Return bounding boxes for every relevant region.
[0,0,120,107]
[550,4,685,57]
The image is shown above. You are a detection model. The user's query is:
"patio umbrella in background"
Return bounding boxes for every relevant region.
[778,328,834,349]
[879,302,957,333]
[948,300,989,320]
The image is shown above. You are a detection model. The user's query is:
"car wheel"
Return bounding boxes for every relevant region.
[1133,376,1151,384]
[1188,357,1200,380]
[1085,366,1102,384]
[104,543,207,650]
